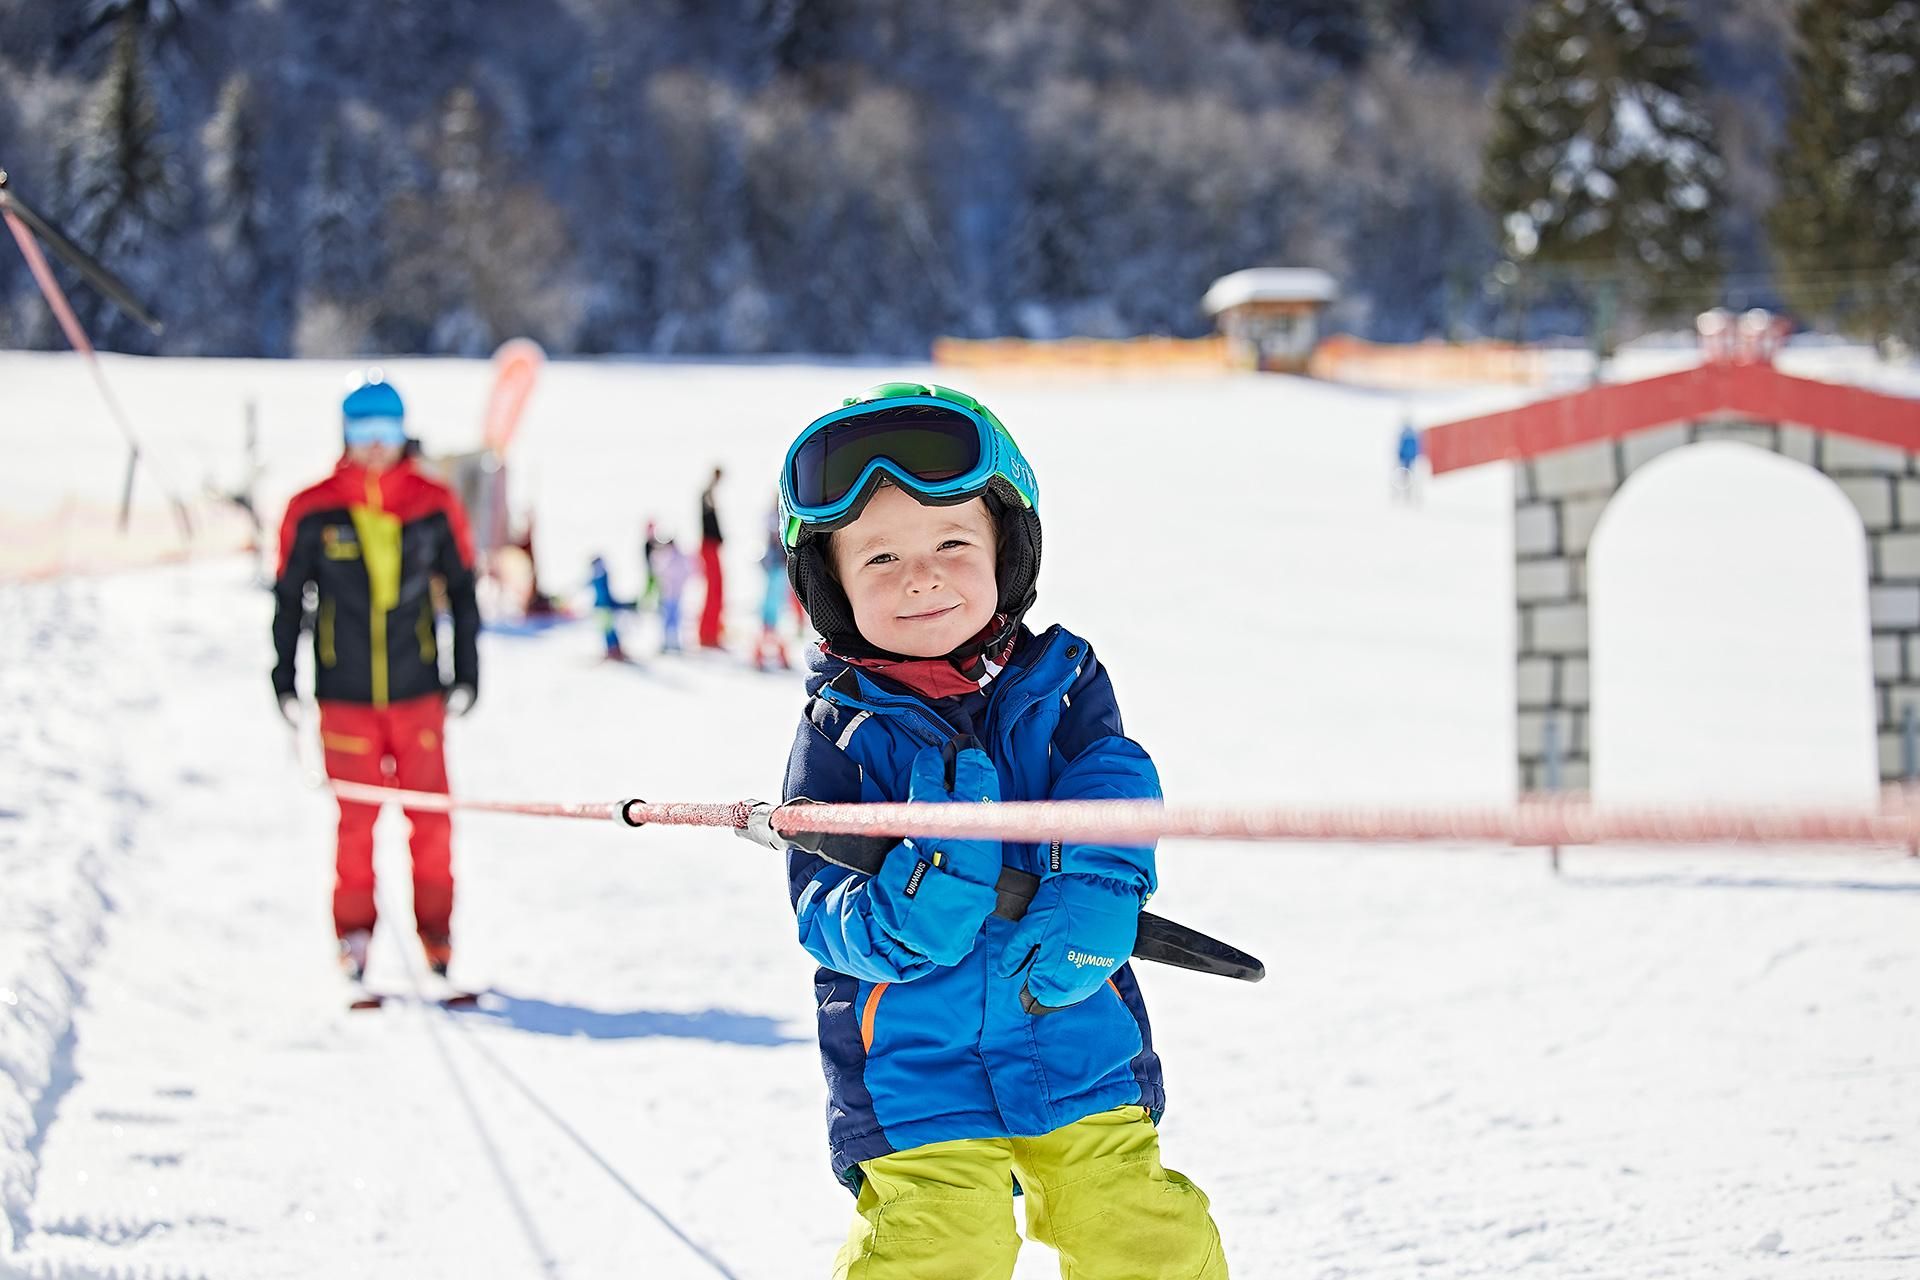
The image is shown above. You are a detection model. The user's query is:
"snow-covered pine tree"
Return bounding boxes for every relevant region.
[1769,0,1920,351]
[57,12,180,352]
[201,73,287,355]
[383,85,575,355]
[643,69,755,353]
[64,0,199,54]
[61,0,224,169]
[293,112,391,356]
[1230,0,1380,66]
[570,53,661,355]
[1481,0,1725,327]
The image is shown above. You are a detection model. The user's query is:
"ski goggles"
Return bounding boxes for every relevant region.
[343,415,407,448]
[779,396,1037,548]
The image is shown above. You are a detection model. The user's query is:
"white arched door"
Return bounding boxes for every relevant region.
[1589,442,1877,807]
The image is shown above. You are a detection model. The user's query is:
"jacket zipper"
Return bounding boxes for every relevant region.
[820,683,956,747]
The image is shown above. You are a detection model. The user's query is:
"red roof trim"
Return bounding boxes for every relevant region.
[1426,362,1920,475]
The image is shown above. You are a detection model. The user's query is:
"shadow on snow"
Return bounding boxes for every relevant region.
[470,992,805,1046]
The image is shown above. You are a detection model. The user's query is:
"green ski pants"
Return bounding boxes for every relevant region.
[832,1105,1227,1279]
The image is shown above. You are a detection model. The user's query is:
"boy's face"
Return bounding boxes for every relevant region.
[830,485,999,658]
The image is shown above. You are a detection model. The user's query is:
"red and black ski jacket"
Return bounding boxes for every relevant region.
[272,457,480,707]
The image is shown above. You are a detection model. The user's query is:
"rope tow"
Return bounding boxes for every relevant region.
[325,779,1920,852]
[324,778,1920,988]
[0,167,180,536]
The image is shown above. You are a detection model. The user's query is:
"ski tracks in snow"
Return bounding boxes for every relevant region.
[2,560,755,1278]
[365,917,743,1280]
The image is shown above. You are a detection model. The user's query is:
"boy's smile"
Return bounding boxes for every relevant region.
[829,483,999,658]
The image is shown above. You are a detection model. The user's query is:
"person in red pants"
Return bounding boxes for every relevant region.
[698,465,726,648]
[271,373,480,983]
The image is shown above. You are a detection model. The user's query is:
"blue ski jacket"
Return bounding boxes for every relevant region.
[783,623,1165,1191]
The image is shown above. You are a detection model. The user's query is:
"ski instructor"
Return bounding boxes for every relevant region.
[272,372,481,985]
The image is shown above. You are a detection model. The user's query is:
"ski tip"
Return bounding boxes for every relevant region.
[349,994,385,1011]
[440,991,482,1010]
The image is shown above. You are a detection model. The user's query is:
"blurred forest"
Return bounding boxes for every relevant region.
[0,0,1799,357]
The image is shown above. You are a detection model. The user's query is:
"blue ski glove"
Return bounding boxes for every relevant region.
[866,743,1003,967]
[998,873,1142,1014]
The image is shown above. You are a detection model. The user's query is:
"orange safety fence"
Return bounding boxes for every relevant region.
[1308,335,1549,387]
[933,334,1232,373]
[0,497,258,583]
[932,333,1561,386]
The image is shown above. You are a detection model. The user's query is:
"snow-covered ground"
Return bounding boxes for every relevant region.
[3,353,1918,1278]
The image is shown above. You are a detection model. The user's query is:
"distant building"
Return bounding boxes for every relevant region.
[1202,268,1338,373]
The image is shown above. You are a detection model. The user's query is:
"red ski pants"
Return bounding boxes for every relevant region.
[319,694,453,941]
[698,538,725,647]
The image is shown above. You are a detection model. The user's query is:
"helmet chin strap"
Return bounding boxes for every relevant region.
[826,612,1022,701]
[940,610,1020,676]
[824,610,1014,667]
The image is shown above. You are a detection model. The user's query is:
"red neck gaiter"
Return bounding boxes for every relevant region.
[831,616,1018,700]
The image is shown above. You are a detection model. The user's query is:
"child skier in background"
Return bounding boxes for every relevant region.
[754,507,792,671]
[640,518,661,611]
[649,532,691,654]
[777,383,1227,1278]
[587,555,632,661]
[1393,420,1423,503]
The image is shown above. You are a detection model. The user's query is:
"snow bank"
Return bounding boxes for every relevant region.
[0,581,138,1252]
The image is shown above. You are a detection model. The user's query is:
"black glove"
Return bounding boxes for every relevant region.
[445,683,477,718]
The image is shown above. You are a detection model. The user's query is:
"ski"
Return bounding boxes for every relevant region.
[345,983,482,1011]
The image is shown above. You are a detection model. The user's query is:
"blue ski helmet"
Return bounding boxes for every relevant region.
[342,372,407,446]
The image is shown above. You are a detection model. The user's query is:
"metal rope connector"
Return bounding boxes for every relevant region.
[736,800,785,851]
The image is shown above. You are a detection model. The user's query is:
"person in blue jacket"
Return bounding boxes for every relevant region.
[778,383,1227,1279]
[1394,419,1423,503]
[587,555,633,661]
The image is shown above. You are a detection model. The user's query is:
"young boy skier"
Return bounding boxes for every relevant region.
[587,554,633,661]
[649,531,692,654]
[778,383,1227,1278]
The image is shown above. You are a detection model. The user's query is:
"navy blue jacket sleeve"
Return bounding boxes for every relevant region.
[435,514,481,692]
[271,514,320,698]
[1048,648,1160,896]
[783,711,946,983]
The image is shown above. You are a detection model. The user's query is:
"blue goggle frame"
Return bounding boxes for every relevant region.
[779,396,1037,549]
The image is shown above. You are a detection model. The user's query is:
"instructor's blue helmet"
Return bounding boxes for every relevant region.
[342,372,407,446]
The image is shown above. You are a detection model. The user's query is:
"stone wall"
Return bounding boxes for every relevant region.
[1513,418,1916,791]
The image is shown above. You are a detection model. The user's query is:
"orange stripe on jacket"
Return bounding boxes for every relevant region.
[860,983,890,1051]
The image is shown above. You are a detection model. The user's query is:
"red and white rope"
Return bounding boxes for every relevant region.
[325,780,1920,853]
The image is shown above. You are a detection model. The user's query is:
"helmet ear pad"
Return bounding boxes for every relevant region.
[984,480,1041,631]
[788,483,1042,661]
[787,536,865,657]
